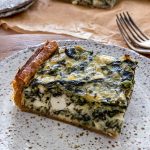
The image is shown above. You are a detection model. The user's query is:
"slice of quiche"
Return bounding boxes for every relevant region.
[61,0,117,8]
[12,40,137,137]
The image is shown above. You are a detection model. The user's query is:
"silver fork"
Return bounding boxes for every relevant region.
[116,12,150,54]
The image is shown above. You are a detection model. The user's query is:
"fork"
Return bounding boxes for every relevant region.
[116,12,150,54]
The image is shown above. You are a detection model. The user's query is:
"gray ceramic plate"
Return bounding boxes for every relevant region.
[0,40,150,150]
[0,0,36,18]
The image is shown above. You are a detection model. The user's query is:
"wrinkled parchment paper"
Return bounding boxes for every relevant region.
[0,0,150,46]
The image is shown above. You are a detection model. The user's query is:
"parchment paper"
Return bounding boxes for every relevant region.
[0,0,150,46]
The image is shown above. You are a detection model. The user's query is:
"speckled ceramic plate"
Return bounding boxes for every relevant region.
[0,40,150,150]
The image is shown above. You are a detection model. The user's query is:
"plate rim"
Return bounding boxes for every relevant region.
[0,39,150,64]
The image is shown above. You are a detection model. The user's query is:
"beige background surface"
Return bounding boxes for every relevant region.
[0,0,150,47]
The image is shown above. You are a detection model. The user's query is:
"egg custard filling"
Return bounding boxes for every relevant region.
[23,46,137,136]
[71,0,117,8]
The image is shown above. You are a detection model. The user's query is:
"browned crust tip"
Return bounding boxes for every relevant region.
[12,40,58,109]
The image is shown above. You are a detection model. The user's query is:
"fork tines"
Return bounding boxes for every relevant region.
[116,12,150,54]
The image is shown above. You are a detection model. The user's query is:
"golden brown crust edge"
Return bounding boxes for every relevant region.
[12,41,58,109]
[22,107,118,138]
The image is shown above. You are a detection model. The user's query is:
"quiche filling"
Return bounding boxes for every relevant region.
[23,46,137,136]
[70,0,117,8]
